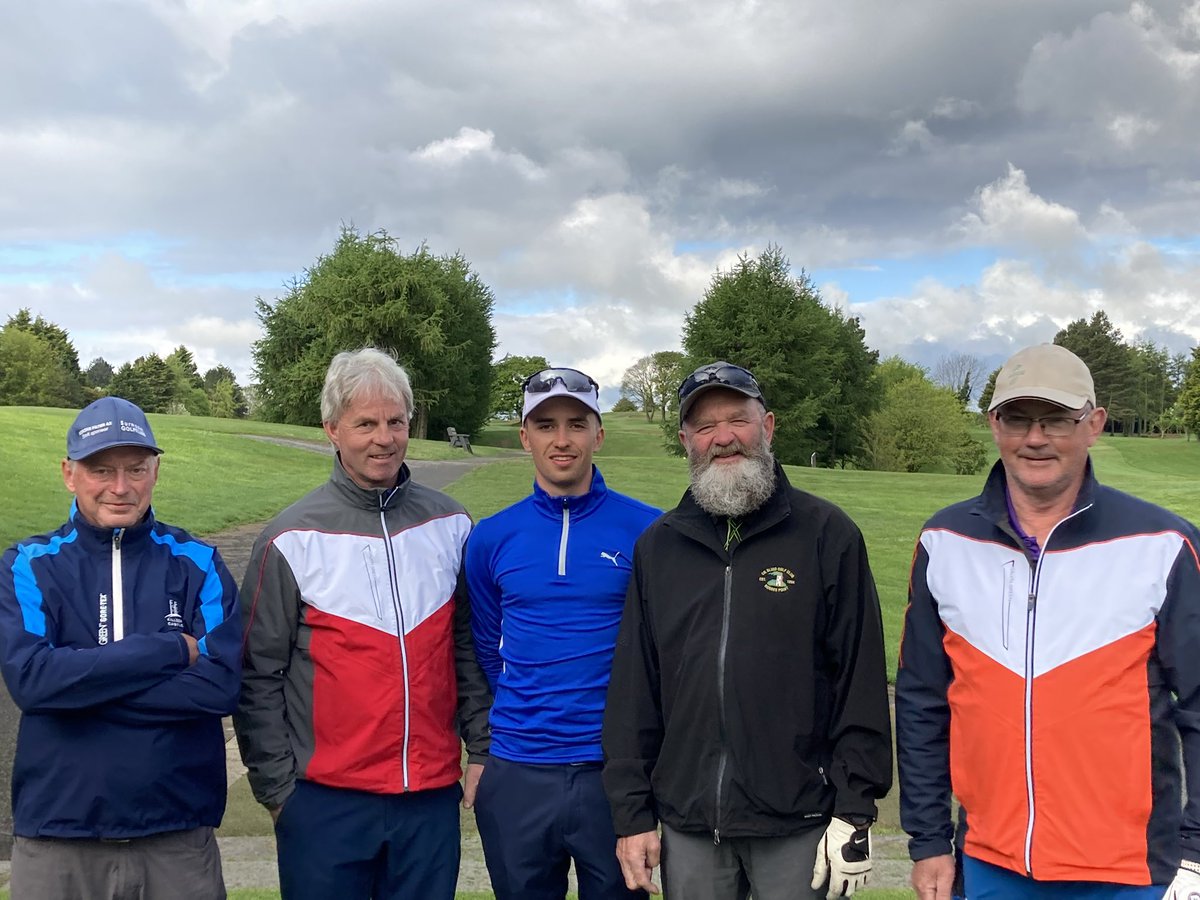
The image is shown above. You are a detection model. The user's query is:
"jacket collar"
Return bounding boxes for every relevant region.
[975,457,1100,526]
[667,460,792,552]
[530,465,608,519]
[328,453,413,510]
[68,500,156,547]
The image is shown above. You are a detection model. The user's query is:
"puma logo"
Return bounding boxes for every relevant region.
[600,551,623,566]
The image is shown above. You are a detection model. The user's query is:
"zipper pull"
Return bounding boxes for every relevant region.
[713,828,721,845]
[1027,592,1035,612]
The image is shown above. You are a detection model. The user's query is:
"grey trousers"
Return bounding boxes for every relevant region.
[11,826,226,900]
[661,823,824,900]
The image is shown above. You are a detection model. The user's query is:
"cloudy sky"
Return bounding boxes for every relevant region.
[3,0,1199,407]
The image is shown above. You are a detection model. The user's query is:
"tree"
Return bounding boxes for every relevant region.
[1178,346,1200,439]
[1128,339,1178,436]
[862,357,987,474]
[208,377,240,418]
[85,357,114,388]
[203,365,249,418]
[610,396,638,413]
[1054,312,1135,433]
[933,352,985,408]
[0,329,76,407]
[108,354,177,413]
[4,309,86,406]
[165,345,210,416]
[620,351,686,422]
[978,367,1000,414]
[254,228,497,437]
[490,354,550,420]
[682,246,879,466]
[620,356,657,421]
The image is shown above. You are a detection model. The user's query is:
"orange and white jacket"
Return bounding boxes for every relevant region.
[896,461,1200,886]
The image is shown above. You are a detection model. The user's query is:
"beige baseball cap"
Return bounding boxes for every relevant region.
[988,344,1096,412]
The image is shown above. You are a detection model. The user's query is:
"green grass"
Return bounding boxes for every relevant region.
[0,408,496,547]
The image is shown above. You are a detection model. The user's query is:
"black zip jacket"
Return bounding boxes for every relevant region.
[602,463,893,839]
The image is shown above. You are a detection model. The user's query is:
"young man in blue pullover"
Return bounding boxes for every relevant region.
[465,367,660,900]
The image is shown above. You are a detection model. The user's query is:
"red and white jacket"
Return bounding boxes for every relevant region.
[896,461,1200,886]
[233,458,491,810]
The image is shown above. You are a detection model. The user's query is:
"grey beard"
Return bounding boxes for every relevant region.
[688,442,777,518]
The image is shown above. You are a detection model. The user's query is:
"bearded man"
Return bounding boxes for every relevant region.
[602,361,893,900]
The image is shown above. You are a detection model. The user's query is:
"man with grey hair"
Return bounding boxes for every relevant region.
[603,361,893,900]
[234,348,491,900]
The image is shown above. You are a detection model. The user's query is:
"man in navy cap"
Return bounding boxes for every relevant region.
[603,362,892,900]
[0,396,241,899]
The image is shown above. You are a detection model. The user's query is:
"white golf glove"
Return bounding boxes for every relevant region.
[1163,863,1200,900]
[811,816,872,899]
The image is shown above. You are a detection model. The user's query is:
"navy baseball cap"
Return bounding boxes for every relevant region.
[67,397,163,461]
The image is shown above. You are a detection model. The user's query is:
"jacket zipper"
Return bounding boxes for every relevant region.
[558,501,570,576]
[1020,502,1092,876]
[713,563,733,844]
[111,528,125,642]
[378,496,412,790]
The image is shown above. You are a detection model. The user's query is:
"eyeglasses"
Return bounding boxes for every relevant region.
[522,368,598,395]
[995,410,1091,438]
[678,363,762,404]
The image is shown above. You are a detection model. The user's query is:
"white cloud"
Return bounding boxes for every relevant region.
[955,164,1086,252]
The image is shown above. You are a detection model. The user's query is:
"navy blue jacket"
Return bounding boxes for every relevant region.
[0,504,241,838]
[466,467,660,763]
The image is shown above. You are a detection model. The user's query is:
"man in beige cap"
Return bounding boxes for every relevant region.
[895,343,1200,900]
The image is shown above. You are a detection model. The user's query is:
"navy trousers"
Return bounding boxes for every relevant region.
[474,756,646,900]
[963,855,1164,899]
[274,779,461,900]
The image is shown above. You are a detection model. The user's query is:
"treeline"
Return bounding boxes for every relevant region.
[0,309,249,418]
[978,311,1199,437]
[609,247,1199,473]
[606,247,991,474]
[4,229,1197,473]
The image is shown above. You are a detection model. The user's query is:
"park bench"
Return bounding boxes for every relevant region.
[446,426,474,454]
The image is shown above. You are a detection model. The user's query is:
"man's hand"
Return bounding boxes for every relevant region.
[181,634,199,666]
[1163,863,1200,899]
[811,817,872,898]
[462,762,484,809]
[616,831,661,895]
[911,854,956,899]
